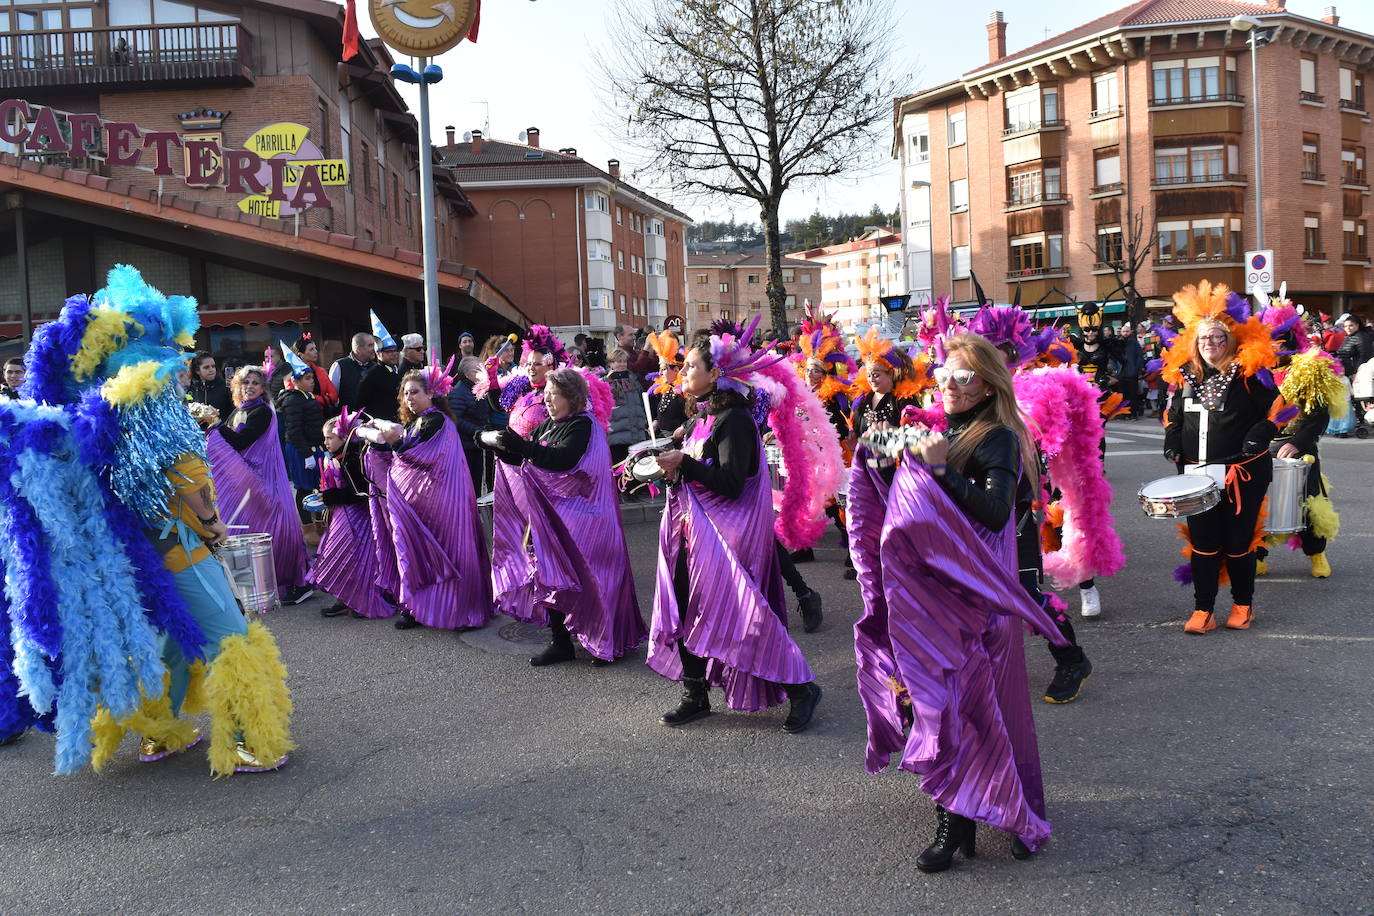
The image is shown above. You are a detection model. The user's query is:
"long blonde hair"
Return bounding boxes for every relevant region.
[1187,318,1238,380]
[941,333,1038,490]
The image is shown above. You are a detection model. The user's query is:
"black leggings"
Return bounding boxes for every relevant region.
[1187,459,1272,612]
[1019,569,1084,667]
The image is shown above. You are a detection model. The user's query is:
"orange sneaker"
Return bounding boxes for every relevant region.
[1184,610,1216,634]
[1226,604,1254,630]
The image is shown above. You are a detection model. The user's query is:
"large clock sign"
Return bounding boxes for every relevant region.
[369,0,478,57]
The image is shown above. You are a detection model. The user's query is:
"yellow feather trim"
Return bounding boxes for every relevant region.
[1279,351,1348,419]
[181,661,208,716]
[1306,488,1340,541]
[174,330,196,349]
[101,361,166,407]
[70,307,131,382]
[202,620,294,778]
[89,708,126,773]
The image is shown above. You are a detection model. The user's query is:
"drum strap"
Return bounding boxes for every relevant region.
[1222,452,1265,516]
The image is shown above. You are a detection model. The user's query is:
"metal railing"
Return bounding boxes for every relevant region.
[1091,182,1123,194]
[1304,251,1327,260]
[0,23,251,89]
[1004,193,1069,208]
[1149,92,1243,106]
[1342,169,1368,187]
[1302,169,1326,181]
[1300,91,1325,104]
[1339,98,1367,113]
[1005,266,1066,280]
[1152,173,1246,186]
[1001,119,1065,138]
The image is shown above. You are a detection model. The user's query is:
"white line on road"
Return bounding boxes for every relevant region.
[1259,633,1374,642]
[1105,449,1165,457]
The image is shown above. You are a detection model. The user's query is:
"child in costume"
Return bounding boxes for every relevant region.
[3,264,292,776]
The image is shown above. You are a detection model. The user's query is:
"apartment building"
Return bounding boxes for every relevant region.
[0,0,527,361]
[894,1,1374,318]
[439,130,692,339]
[685,251,821,334]
[786,229,905,332]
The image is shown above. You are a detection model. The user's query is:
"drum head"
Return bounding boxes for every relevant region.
[628,437,674,456]
[1139,475,1216,499]
[631,455,664,482]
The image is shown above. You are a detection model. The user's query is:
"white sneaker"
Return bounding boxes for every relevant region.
[1079,585,1102,618]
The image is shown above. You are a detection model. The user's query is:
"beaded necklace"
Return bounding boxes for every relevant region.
[1181,362,1238,411]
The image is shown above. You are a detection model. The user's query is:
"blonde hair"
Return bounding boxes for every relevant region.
[229,366,268,406]
[1188,318,1237,379]
[941,333,1038,491]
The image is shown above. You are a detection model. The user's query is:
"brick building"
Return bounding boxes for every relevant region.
[439,130,692,339]
[894,0,1374,319]
[785,229,905,333]
[685,251,821,334]
[0,0,528,363]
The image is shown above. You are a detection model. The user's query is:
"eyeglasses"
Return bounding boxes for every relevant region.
[1198,333,1229,345]
[934,367,979,387]
[404,346,423,352]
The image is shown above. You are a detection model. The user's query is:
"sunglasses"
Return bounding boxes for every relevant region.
[933,367,979,387]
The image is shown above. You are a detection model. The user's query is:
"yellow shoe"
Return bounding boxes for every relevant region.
[1255,558,1268,576]
[234,742,288,774]
[1183,610,1216,634]
[138,728,202,763]
[1310,553,1331,579]
[1225,604,1254,630]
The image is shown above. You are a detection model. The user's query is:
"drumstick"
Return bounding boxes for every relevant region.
[494,333,518,363]
[224,490,252,529]
[641,391,654,438]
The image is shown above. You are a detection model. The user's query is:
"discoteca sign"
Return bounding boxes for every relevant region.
[0,99,345,216]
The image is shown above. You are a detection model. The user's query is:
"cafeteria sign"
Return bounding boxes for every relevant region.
[237,122,349,220]
[0,99,346,216]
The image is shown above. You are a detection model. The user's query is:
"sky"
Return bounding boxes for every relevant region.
[364,0,1374,227]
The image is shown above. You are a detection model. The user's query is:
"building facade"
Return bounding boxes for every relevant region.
[439,131,692,338]
[685,251,821,334]
[894,1,1374,317]
[0,0,526,363]
[786,229,905,332]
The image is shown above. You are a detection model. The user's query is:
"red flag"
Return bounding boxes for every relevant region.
[466,0,481,43]
[342,0,361,60]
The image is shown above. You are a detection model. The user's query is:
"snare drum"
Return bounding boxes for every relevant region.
[301,492,325,514]
[215,533,279,615]
[1138,474,1222,519]
[624,437,674,484]
[1266,457,1311,534]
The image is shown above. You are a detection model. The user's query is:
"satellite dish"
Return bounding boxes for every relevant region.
[518,130,527,142]
[462,131,472,142]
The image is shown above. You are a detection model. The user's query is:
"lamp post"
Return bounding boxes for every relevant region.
[391,61,444,364]
[864,225,887,326]
[1231,15,1275,251]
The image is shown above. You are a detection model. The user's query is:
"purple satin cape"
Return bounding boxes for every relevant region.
[310,501,393,618]
[383,414,493,628]
[205,410,309,594]
[851,451,1068,851]
[364,449,402,600]
[491,414,645,660]
[648,439,813,711]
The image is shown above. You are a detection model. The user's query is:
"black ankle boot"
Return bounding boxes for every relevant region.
[393,610,421,630]
[916,806,976,874]
[1010,836,1033,860]
[529,638,575,667]
[798,589,823,633]
[660,677,711,727]
[781,682,822,733]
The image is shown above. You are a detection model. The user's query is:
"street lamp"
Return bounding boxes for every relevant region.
[392,62,444,364]
[1231,15,1275,250]
[864,225,888,325]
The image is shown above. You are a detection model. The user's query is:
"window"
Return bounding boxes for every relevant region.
[1042,87,1059,124]
[648,259,666,276]
[952,245,970,279]
[747,274,759,284]
[1188,57,1220,99]
[1342,145,1366,185]
[1152,60,1185,103]
[1191,218,1226,261]
[619,294,627,312]
[1004,85,1040,132]
[616,250,624,269]
[1008,169,1040,204]
[590,291,612,310]
[1151,58,1234,103]
[1154,142,1238,184]
[1189,146,1225,182]
[1094,150,1121,190]
[1092,72,1119,116]
[950,178,968,212]
[1157,218,1241,263]
[698,302,711,314]
[586,192,609,211]
[1097,226,1123,266]
[785,295,796,308]
[648,218,665,236]
[782,268,795,282]
[909,132,930,162]
[1304,215,1323,258]
[1044,166,1061,199]
[1009,236,1045,273]
[616,206,623,224]
[1301,56,1318,98]
[719,283,730,292]
[588,240,611,261]
[1303,135,1322,180]
[696,274,709,284]
[1340,68,1365,111]
[947,110,966,147]
[1344,220,1368,259]
[800,272,811,284]
[750,300,762,311]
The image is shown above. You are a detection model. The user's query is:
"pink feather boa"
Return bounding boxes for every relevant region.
[578,368,614,430]
[1014,367,1126,587]
[748,361,845,550]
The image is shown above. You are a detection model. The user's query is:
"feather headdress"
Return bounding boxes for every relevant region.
[965,304,1077,369]
[793,307,856,381]
[1156,281,1278,386]
[521,324,568,365]
[419,356,457,399]
[646,328,683,367]
[851,327,934,401]
[709,315,784,396]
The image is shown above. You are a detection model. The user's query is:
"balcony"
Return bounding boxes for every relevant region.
[1300,91,1326,105]
[0,23,253,91]
[1088,107,1121,121]
[1003,193,1069,213]
[1340,98,1368,114]
[1090,182,1124,196]
[1155,253,1241,267]
[1149,93,1243,108]
[1005,266,1068,281]
[1151,173,1246,189]
[1302,170,1326,182]
[1000,119,1066,140]
[1342,170,1369,190]
[1304,251,1328,261]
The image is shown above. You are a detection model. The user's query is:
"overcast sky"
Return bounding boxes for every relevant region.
[366,0,1374,226]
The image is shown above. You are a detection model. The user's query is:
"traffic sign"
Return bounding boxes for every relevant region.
[1245,249,1274,296]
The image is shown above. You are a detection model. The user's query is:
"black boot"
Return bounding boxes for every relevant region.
[798,589,823,633]
[789,547,815,563]
[531,616,576,667]
[660,677,711,727]
[1010,835,1033,860]
[916,805,976,874]
[393,609,421,630]
[781,682,822,733]
[843,553,857,580]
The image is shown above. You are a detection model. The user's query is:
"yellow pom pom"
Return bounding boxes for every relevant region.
[101,362,166,407]
[70,307,132,382]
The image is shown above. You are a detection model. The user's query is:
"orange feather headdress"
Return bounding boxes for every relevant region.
[1158,281,1278,386]
[851,326,935,401]
[793,308,857,381]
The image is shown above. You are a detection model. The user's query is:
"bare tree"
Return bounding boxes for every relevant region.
[602,0,902,338]
[1082,205,1157,326]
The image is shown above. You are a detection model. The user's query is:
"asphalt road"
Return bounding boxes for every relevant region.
[2,425,1371,915]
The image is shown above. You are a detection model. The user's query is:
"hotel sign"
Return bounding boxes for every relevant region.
[0,99,346,216]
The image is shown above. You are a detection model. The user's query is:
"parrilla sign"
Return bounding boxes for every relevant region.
[0,99,347,214]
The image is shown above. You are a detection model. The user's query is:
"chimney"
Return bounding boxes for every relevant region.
[470,129,483,155]
[608,158,621,179]
[560,147,578,157]
[445,125,455,146]
[1322,6,1339,25]
[526,126,540,148]
[987,11,1007,63]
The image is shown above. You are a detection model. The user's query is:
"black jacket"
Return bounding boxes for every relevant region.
[187,376,233,417]
[492,413,592,472]
[274,388,325,454]
[850,391,915,441]
[356,362,402,422]
[321,444,369,507]
[1164,368,1278,464]
[219,401,272,451]
[331,355,373,410]
[678,398,759,500]
[937,402,1023,534]
[1336,326,1374,378]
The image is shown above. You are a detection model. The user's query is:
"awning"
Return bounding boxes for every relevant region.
[0,311,60,340]
[199,300,311,328]
[947,300,1127,319]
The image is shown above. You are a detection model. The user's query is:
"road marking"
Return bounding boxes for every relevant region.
[1105,448,1164,457]
[1259,633,1374,642]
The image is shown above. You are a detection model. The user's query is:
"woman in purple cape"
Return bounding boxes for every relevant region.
[312,410,394,619]
[852,333,1067,873]
[374,366,493,631]
[649,335,822,733]
[482,368,646,665]
[205,365,312,605]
